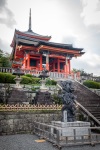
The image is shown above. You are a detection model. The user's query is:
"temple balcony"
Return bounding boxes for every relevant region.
[0,67,81,81]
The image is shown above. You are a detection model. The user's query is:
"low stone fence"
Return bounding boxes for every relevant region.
[0,111,61,135]
[0,105,62,135]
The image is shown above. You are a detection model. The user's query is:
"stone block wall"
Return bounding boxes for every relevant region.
[0,112,61,135]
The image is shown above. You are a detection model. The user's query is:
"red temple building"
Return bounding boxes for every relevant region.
[10,9,84,78]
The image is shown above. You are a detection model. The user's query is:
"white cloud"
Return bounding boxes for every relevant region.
[0,0,16,28]
[81,0,100,26]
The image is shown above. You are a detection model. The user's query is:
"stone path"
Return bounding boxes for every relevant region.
[0,134,100,150]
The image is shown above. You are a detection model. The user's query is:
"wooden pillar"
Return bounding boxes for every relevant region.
[40,54,42,71]
[64,57,68,74]
[24,53,26,68]
[53,61,55,72]
[46,54,49,71]
[27,54,30,69]
[68,59,71,74]
[36,60,38,70]
[24,57,26,68]
[58,58,60,73]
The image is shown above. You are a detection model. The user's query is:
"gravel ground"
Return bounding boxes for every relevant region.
[0,134,100,150]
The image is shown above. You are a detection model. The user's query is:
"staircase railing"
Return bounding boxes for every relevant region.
[57,82,100,126]
[75,100,100,126]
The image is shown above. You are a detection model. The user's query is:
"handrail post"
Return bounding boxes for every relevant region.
[73,129,76,143]
[88,128,92,144]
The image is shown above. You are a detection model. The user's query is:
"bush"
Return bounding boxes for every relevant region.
[51,79,57,85]
[21,76,41,84]
[21,76,32,84]
[83,80,100,89]
[24,74,33,78]
[46,79,57,85]
[52,94,62,105]
[0,72,15,83]
[31,78,41,84]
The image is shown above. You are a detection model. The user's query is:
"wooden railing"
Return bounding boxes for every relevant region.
[0,104,62,111]
[33,121,100,148]
[0,67,12,73]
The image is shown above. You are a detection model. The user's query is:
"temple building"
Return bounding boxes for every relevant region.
[10,9,84,77]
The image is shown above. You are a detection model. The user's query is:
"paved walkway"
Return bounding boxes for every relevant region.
[0,134,100,150]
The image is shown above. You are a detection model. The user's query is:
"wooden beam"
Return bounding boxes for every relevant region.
[38,45,81,56]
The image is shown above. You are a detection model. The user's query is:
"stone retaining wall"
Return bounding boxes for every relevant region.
[0,111,61,135]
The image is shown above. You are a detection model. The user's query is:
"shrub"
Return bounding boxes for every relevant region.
[21,76,32,84]
[31,78,41,84]
[52,94,62,104]
[0,72,5,83]
[83,80,100,89]
[46,79,57,85]
[0,72,15,83]
[24,74,33,78]
[51,79,57,85]
[5,73,16,83]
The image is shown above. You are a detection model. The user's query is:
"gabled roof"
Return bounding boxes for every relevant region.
[14,33,83,51]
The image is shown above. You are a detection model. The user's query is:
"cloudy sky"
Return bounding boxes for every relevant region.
[0,0,100,76]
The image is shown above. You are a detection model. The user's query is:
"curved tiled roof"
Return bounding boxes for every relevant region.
[15,29,51,40]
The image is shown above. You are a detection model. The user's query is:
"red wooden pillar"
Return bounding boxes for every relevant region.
[24,53,26,69]
[58,58,60,73]
[64,57,69,74]
[46,54,49,71]
[68,59,71,74]
[24,57,26,68]
[53,61,55,72]
[27,54,30,69]
[40,54,42,71]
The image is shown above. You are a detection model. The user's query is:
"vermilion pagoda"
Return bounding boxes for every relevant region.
[10,9,84,77]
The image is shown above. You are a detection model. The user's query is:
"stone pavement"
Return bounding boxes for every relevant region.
[0,134,100,150]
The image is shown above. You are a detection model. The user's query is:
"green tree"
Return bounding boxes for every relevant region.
[0,49,11,67]
[72,68,90,76]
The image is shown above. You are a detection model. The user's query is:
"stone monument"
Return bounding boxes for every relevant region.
[7,68,28,104]
[59,80,76,122]
[12,67,24,88]
[33,69,54,105]
[39,69,49,92]
[51,80,90,139]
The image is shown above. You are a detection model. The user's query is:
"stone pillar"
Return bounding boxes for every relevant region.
[46,54,49,71]
[63,110,67,122]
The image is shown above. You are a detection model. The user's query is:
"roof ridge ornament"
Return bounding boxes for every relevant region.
[28,8,32,32]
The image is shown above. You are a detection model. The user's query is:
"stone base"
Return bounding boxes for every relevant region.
[40,87,48,92]
[51,121,90,139]
[34,91,53,105]
[8,88,28,104]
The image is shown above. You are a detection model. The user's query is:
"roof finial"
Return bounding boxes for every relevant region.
[28,8,32,32]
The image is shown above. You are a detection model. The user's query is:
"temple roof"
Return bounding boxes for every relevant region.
[15,33,83,51]
[15,29,51,40]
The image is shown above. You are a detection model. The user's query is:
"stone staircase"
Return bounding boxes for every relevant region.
[73,81,100,124]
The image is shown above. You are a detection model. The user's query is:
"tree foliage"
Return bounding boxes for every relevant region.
[72,68,92,76]
[0,49,11,67]
[83,80,100,89]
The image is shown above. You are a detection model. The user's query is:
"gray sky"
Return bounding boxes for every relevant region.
[0,0,100,76]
